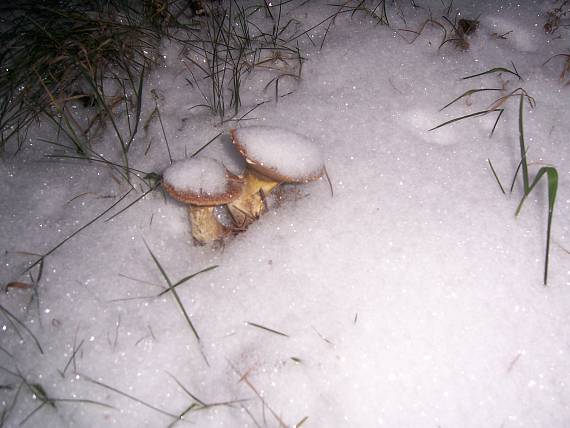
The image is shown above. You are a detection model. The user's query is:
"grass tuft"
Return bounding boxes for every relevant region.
[431,69,559,285]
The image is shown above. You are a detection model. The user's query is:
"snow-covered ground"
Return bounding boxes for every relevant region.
[2,1,570,426]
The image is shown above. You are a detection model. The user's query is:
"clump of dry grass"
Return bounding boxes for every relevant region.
[0,0,201,157]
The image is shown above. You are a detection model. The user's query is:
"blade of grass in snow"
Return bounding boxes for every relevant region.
[487,159,506,194]
[166,372,207,406]
[25,189,132,272]
[14,369,113,426]
[157,265,218,297]
[151,97,172,164]
[246,321,289,337]
[515,166,558,285]
[104,183,159,223]
[0,344,15,359]
[229,361,288,428]
[190,132,223,158]
[0,304,43,354]
[19,402,47,426]
[1,380,23,427]
[166,371,249,416]
[462,63,521,81]
[59,339,84,378]
[513,93,558,285]
[489,108,505,137]
[125,63,145,150]
[518,94,530,192]
[509,154,527,193]
[428,109,504,132]
[439,88,503,111]
[82,375,178,419]
[144,240,200,342]
[45,153,151,180]
[167,403,198,428]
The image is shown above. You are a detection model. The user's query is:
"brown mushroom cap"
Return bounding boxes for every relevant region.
[162,158,244,206]
[230,127,324,183]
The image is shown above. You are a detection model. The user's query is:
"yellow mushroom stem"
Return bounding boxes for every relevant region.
[188,205,230,245]
[227,169,280,228]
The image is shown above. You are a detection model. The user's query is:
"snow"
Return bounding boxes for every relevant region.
[2,1,570,427]
[162,157,229,197]
[232,126,324,181]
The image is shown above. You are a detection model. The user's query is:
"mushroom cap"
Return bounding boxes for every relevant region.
[231,126,324,183]
[162,157,244,206]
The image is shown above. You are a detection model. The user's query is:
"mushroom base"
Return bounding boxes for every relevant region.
[189,205,230,244]
[227,170,279,228]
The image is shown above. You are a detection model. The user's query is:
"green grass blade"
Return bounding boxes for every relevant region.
[489,108,505,137]
[246,321,289,337]
[487,159,505,194]
[439,88,503,111]
[518,93,529,193]
[126,63,145,150]
[105,183,159,223]
[429,109,502,131]
[19,401,47,426]
[82,375,178,419]
[50,398,114,409]
[157,265,218,297]
[509,148,529,193]
[462,65,521,81]
[0,304,43,354]
[143,240,171,286]
[167,403,198,428]
[144,241,200,341]
[25,190,132,272]
[166,372,207,406]
[190,132,222,158]
[514,166,558,285]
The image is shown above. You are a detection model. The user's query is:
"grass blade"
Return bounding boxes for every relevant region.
[487,159,505,194]
[126,63,145,150]
[144,241,200,341]
[428,109,503,131]
[157,265,218,297]
[0,304,43,354]
[82,375,178,419]
[190,132,223,158]
[489,108,505,137]
[25,189,132,272]
[518,93,529,193]
[462,65,521,81]
[105,183,159,223]
[514,166,558,285]
[246,321,289,337]
[439,88,503,111]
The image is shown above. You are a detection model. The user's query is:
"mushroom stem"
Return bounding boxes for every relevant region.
[188,205,230,244]
[227,169,279,228]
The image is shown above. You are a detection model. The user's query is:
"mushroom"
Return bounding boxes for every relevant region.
[228,126,325,227]
[162,157,244,244]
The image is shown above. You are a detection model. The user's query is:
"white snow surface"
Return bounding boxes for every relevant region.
[233,126,324,180]
[2,1,570,427]
[162,157,228,196]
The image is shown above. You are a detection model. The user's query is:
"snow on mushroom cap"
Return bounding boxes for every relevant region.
[162,157,231,201]
[232,126,324,182]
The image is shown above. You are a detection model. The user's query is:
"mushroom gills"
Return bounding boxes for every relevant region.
[188,205,231,244]
[227,170,279,228]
